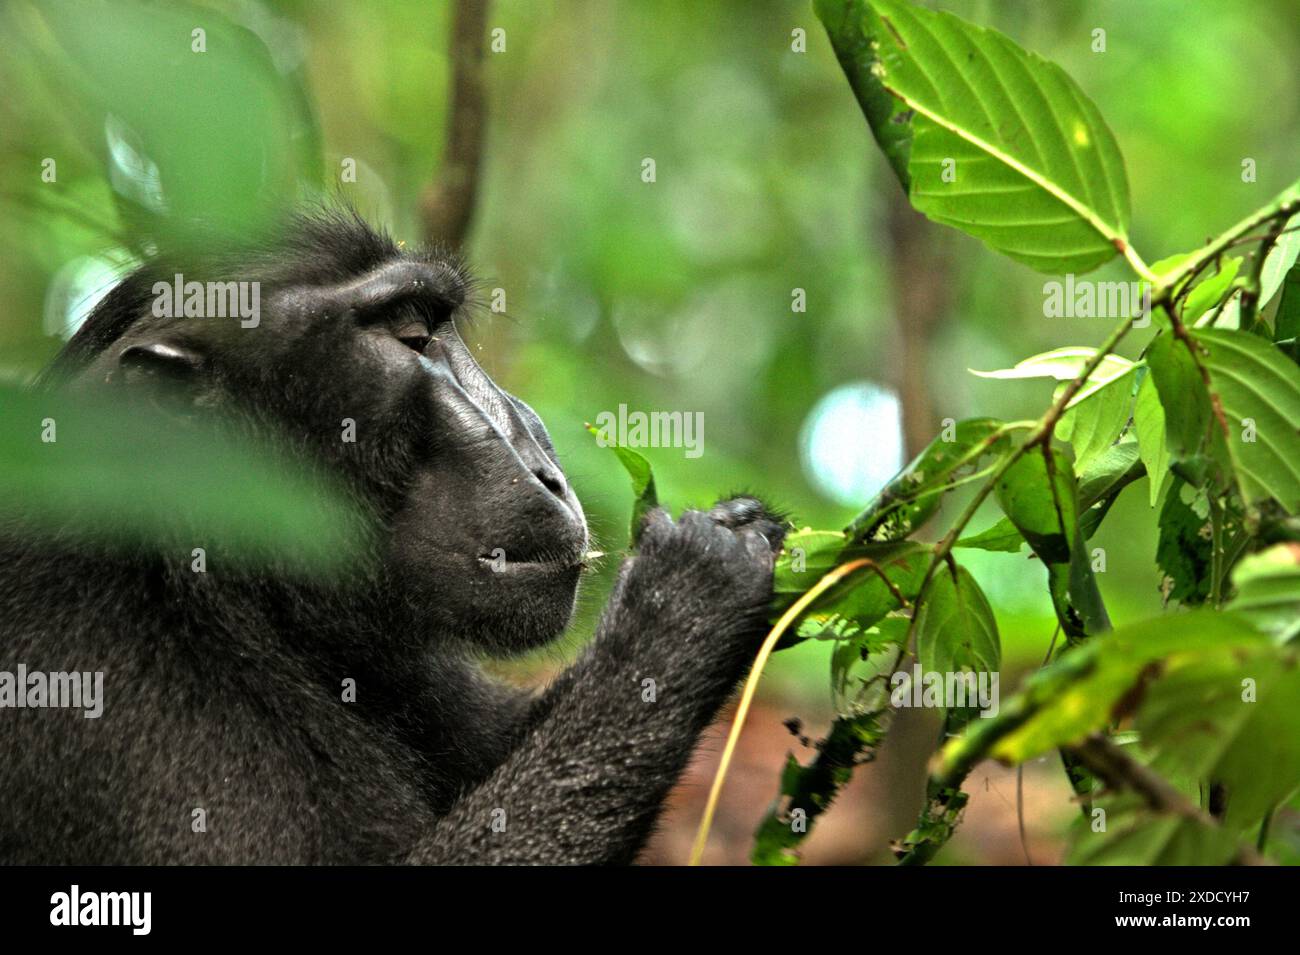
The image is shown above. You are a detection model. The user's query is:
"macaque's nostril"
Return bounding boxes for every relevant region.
[534,467,567,499]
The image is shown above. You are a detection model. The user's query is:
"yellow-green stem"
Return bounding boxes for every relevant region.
[687,557,879,865]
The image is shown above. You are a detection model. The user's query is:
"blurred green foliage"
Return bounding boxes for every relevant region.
[0,384,363,571]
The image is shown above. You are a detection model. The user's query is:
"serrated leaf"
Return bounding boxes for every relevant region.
[845,0,1131,274]
[1193,328,1300,511]
[915,564,1000,730]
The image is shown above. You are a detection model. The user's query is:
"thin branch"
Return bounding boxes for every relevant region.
[420,0,491,248]
[906,311,1136,648]
[1224,222,1300,250]
[1238,215,1288,329]
[1068,735,1272,866]
[1160,299,1232,443]
[1016,765,1032,865]
[1257,804,1275,853]
[1152,181,1300,296]
[1016,620,1062,866]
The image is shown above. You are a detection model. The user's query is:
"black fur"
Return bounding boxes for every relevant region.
[0,210,785,864]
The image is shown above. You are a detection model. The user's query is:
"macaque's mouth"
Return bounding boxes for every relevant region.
[475,546,600,575]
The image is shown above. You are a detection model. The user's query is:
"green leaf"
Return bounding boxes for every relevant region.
[995,446,1109,642]
[0,386,361,571]
[773,528,853,595]
[957,440,1141,551]
[926,594,1285,863]
[1075,439,1143,537]
[895,779,970,865]
[586,422,659,546]
[1181,255,1241,322]
[1057,365,1136,473]
[915,564,1000,729]
[837,0,1131,274]
[1137,638,1300,828]
[831,617,908,717]
[1143,252,1196,296]
[814,0,913,186]
[1217,211,1300,329]
[1269,790,1300,865]
[1067,795,1242,865]
[1228,543,1300,642]
[1134,373,1171,506]
[1146,332,1214,464]
[1193,328,1300,511]
[1272,262,1300,363]
[1259,213,1300,307]
[937,613,1266,771]
[954,519,1023,553]
[845,417,1007,542]
[33,0,319,239]
[971,349,1132,402]
[773,533,929,643]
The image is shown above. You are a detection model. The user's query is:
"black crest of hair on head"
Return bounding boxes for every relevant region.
[38,204,474,389]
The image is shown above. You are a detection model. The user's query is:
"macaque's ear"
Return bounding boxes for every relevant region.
[116,341,204,388]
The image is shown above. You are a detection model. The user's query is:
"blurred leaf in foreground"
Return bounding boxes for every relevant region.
[0,384,363,573]
[1066,794,1241,865]
[1228,543,1300,642]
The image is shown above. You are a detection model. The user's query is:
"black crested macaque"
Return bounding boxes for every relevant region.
[0,210,785,864]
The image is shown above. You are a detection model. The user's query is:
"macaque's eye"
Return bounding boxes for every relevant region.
[395,321,432,353]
